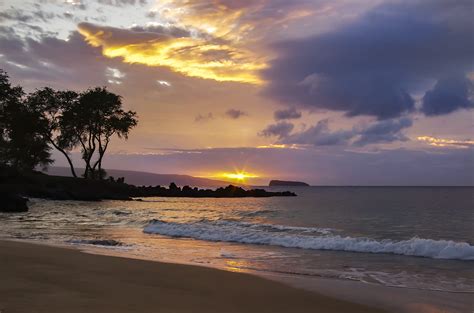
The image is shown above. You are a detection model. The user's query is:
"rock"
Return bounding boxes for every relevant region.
[269,180,309,187]
[0,192,29,212]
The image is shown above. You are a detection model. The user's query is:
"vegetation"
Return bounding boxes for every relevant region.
[0,70,137,179]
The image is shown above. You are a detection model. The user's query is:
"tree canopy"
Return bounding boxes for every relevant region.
[0,70,138,178]
[1,70,52,171]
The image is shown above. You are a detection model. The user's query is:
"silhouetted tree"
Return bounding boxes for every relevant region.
[0,70,52,171]
[1,71,137,178]
[26,87,80,177]
[61,87,137,179]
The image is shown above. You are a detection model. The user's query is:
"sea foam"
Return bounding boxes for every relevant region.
[143,219,474,261]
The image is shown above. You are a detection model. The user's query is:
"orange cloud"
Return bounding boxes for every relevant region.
[417,136,474,148]
[152,0,317,42]
[77,1,318,84]
[78,22,266,84]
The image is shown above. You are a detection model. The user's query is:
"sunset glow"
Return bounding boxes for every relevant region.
[221,172,259,181]
[77,23,266,84]
[417,136,474,148]
[0,0,472,185]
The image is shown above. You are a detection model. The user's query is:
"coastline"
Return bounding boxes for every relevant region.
[0,239,386,313]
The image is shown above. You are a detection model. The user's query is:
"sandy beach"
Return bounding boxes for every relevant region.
[0,240,386,313]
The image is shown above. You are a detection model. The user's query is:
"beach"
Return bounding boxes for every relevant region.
[0,190,472,313]
[0,240,387,313]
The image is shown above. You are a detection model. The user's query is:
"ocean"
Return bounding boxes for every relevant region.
[1,186,473,294]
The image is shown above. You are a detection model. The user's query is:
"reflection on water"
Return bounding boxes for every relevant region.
[0,187,473,293]
[225,260,251,273]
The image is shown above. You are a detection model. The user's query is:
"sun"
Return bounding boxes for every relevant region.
[222,173,256,180]
[197,170,260,183]
[219,172,259,182]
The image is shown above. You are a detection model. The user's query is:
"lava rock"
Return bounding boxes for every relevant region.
[0,192,29,212]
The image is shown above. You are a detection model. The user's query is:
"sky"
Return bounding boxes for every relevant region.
[0,0,473,185]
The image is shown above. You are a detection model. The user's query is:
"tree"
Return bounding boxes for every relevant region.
[26,88,80,177]
[1,70,138,178]
[0,70,12,164]
[0,71,52,171]
[61,87,137,179]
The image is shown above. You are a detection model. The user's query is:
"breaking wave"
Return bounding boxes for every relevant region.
[143,219,474,261]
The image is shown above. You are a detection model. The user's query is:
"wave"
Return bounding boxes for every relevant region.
[143,219,474,261]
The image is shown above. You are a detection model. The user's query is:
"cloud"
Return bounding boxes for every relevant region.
[194,112,214,123]
[128,24,192,38]
[0,9,33,23]
[73,1,341,84]
[152,0,318,42]
[259,122,294,140]
[0,29,110,89]
[77,22,266,84]
[262,0,474,119]
[274,107,302,120]
[422,74,474,116]
[280,119,354,146]
[0,8,57,24]
[273,117,412,147]
[417,136,474,148]
[225,109,247,119]
[353,117,413,146]
[97,0,147,6]
[64,0,87,10]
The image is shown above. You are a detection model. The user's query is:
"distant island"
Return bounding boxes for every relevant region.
[269,180,310,187]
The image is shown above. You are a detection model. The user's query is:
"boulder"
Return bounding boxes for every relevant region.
[0,192,29,212]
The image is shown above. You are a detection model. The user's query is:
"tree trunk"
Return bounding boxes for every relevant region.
[48,138,77,178]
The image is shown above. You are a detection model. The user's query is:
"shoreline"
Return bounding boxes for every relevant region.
[0,239,386,313]
[1,239,472,313]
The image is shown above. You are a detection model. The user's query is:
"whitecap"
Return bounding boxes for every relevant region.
[143,219,474,261]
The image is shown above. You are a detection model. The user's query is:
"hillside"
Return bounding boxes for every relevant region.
[44,167,237,187]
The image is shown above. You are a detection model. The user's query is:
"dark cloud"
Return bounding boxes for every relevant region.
[280,119,354,146]
[0,8,56,24]
[129,24,191,38]
[274,107,301,120]
[78,22,189,46]
[353,117,413,146]
[422,74,474,116]
[194,112,214,122]
[146,11,157,18]
[259,122,294,139]
[275,117,412,147]
[130,25,191,37]
[263,0,474,120]
[32,11,56,22]
[225,109,247,119]
[0,29,108,89]
[0,9,33,23]
[63,12,74,19]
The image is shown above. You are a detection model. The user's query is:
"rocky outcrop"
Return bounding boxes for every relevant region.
[0,171,297,201]
[131,184,297,198]
[0,192,28,212]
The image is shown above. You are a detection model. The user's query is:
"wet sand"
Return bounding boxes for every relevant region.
[0,240,386,313]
